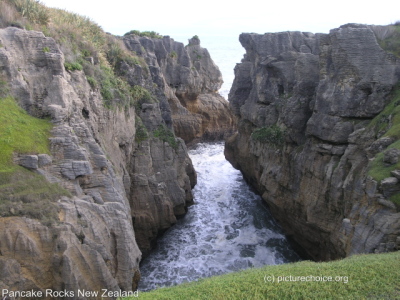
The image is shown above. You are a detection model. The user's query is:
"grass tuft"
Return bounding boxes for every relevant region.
[251,125,285,147]
[153,125,178,149]
[64,61,83,72]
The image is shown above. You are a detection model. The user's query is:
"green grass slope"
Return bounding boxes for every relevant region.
[0,96,70,225]
[129,251,400,300]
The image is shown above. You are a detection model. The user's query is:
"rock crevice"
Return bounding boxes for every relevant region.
[0,25,227,296]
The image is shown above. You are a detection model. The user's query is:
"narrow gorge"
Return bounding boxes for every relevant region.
[0,1,399,297]
[0,18,235,294]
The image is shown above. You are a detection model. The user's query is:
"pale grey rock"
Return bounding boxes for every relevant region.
[383,148,400,165]
[377,197,397,210]
[17,155,38,169]
[380,177,400,198]
[124,34,236,144]
[60,160,93,180]
[391,169,400,180]
[38,154,52,167]
[368,136,396,155]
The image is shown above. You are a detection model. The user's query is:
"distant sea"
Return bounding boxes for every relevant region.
[171,34,246,99]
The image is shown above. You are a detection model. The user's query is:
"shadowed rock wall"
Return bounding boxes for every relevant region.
[226,24,400,260]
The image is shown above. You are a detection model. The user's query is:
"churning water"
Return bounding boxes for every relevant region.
[138,143,301,291]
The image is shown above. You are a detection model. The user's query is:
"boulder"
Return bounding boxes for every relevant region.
[383,148,400,165]
[17,155,38,169]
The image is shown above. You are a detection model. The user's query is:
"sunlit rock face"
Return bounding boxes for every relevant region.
[124,35,236,145]
[0,26,200,294]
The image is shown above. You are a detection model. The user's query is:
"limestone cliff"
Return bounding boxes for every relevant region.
[124,34,236,144]
[0,26,142,295]
[0,23,212,296]
[226,24,400,260]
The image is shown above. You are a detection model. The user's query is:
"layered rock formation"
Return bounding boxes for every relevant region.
[124,35,236,144]
[226,24,400,260]
[0,26,142,295]
[0,24,224,296]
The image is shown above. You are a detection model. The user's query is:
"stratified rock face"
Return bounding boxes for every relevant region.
[0,27,141,294]
[226,24,400,261]
[0,26,196,296]
[124,35,236,144]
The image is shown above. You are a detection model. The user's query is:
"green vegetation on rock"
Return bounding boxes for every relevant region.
[131,85,153,109]
[368,151,400,182]
[64,61,83,72]
[123,30,163,39]
[0,96,51,168]
[251,125,285,147]
[127,251,400,300]
[0,96,70,225]
[135,117,149,143]
[153,125,179,149]
[0,0,152,110]
[368,85,400,182]
[0,168,70,225]
[373,22,400,57]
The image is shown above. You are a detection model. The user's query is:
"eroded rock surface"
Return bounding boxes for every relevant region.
[124,35,236,144]
[226,24,400,260]
[0,26,200,296]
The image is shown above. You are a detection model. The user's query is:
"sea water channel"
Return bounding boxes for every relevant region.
[138,142,301,291]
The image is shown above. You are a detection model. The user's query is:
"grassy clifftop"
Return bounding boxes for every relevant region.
[131,251,400,300]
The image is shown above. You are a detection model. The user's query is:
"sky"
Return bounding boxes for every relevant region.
[40,0,399,41]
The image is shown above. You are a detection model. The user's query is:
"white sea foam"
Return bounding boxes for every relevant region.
[138,143,300,291]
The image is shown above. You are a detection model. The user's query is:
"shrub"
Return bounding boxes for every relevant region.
[10,0,49,25]
[135,118,148,143]
[106,40,144,70]
[98,65,135,108]
[86,76,97,89]
[9,21,24,28]
[170,51,177,59]
[251,125,285,146]
[131,85,152,108]
[124,29,141,36]
[124,30,163,39]
[153,125,178,149]
[64,61,83,71]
